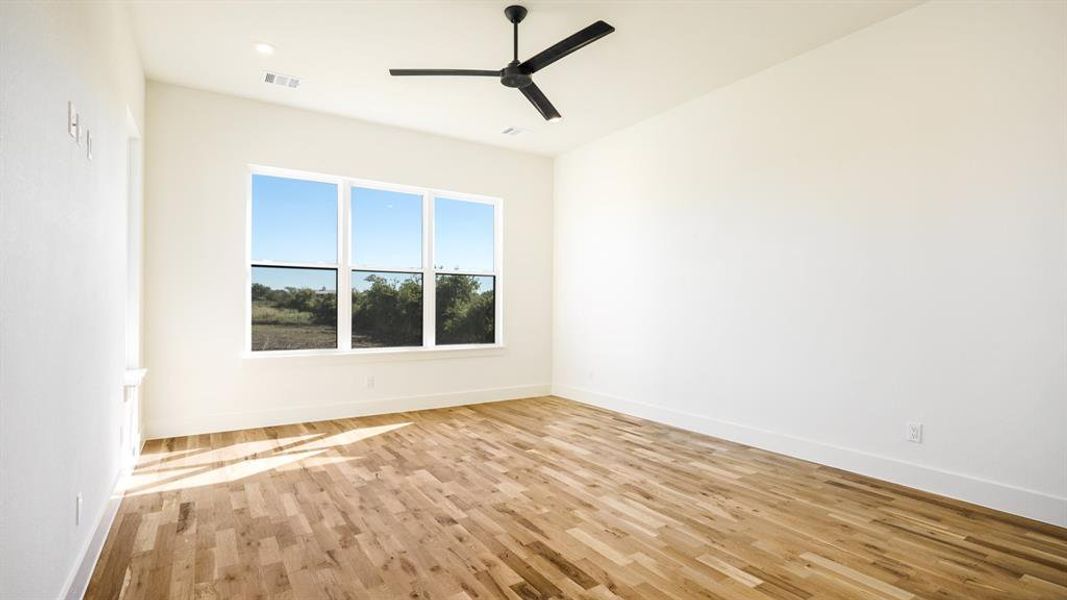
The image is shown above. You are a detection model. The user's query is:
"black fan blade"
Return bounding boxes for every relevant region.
[390,69,500,77]
[519,20,614,74]
[520,82,561,121]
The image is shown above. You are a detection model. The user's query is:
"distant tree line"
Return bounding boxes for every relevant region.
[352,274,422,346]
[251,283,336,326]
[251,274,494,346]
[434,274,494,344]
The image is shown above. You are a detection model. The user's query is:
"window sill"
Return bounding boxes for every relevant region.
[241,344,506,363]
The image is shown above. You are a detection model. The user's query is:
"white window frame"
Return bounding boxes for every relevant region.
[246,164,503,357]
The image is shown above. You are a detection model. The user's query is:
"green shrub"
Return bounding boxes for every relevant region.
[252,303,313,325]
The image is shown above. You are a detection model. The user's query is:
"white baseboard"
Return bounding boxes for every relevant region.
[60,462,135,600]
[145,384,552,439]
[553,384,1067,528]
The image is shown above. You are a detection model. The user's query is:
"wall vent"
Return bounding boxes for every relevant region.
[264,71,301,89]
[501,127,526,136]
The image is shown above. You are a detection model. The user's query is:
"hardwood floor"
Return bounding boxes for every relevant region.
[86,396,1066,600]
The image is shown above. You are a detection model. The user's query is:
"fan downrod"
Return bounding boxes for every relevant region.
[502,5,531,87]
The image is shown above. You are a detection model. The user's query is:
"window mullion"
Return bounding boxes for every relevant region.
[337,182,352,350]
[423,192,435,348]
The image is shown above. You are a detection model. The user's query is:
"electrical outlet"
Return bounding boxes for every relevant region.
[75,493,83,526]
[365,375,375,389]
[906,422,923,443]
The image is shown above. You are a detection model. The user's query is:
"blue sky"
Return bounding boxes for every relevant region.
[252,175,337,264]
[252,174,494,289]
[435,197,494,272]
[352,187,422,269]
[252,265,336,291]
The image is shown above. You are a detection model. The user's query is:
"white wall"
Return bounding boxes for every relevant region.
[0,2,145,598]
[143,83,553,438]
[553,0,1066,526]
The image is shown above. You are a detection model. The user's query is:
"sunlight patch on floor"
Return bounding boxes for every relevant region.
[139,434,320,471]
[126,449,325,495]
[296,422,411,450]
[123,422,412,495]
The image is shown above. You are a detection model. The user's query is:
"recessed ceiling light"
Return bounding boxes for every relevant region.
[254,42,275,55]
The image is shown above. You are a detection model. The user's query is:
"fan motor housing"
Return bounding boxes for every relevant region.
[501,63,532,88]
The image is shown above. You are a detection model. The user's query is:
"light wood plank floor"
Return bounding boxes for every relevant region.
[86,397,1067,599]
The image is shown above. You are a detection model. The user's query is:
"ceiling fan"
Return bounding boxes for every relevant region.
[389,5,615,121]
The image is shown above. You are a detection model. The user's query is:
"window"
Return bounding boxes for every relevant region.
[434,197,496,345]
[249,168,501,353]
[250,175,339,351]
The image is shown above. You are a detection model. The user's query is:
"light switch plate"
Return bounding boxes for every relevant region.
[68,101,79,139]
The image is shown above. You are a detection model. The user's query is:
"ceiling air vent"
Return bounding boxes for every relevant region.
[264,71,301,89]
[501,127,526,136]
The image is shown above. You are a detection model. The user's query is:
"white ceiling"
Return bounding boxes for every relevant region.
[128,1,920,156]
